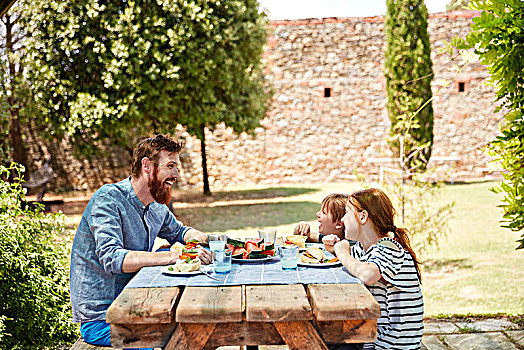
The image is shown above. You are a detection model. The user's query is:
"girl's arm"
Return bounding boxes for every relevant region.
[334,240,382,286]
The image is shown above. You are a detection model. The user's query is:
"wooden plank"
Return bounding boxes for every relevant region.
[203,321,284,349]
[110,322,176,348]
[164,323,216,350]
[308,284,380,321]
[106,287,180,324]
[175,286,242,323]
[70,337,120,350]
[246,284,313,322]
[316,319,378,343]
[273,321,328,350]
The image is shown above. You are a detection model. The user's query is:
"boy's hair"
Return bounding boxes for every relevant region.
[321,193,349,222]
[131,134,182,178]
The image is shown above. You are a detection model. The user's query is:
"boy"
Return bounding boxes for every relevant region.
[294,193,348,243]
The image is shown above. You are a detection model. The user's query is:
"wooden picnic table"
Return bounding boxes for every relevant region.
[106,282,380,349]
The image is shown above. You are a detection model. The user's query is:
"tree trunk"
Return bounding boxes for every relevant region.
[4,14,26,168]
[200,125,211,195]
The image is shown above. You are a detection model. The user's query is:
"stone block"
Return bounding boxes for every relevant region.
[442,333,517,350]
[454,318,519,332]
[422,335,447,350]
[424,320,459,334]
[505,330,524,347]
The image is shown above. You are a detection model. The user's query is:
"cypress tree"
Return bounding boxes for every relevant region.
[384,0,434,171]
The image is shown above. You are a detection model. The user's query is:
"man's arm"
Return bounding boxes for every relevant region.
[122,250,181,273]
[184,228,209,244]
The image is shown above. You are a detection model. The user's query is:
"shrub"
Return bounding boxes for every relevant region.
[0,164,77,349]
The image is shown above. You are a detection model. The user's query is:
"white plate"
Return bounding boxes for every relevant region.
[297,260,341,267]
[232,256,274,263]
[161,265,204,275]
[297,251,341,267]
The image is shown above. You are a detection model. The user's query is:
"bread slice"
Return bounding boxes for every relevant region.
[174,258,201,272]
[286,235,307,248]
[300,247,325,263]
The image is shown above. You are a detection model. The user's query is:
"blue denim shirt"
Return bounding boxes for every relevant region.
[70,177,190,323]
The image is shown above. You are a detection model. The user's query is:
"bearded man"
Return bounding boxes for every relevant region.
[69,134,213,347]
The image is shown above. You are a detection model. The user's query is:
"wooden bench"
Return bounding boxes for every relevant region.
[22,158,57,202]
[70,337,120,350]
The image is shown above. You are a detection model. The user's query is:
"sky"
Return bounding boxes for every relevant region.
[257,0,451,20]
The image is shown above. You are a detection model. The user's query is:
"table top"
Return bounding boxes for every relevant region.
[126,257,362,288]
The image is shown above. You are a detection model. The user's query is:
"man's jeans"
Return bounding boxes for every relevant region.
[80,321,153,350]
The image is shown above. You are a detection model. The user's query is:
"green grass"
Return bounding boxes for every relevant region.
[170,180,524,317]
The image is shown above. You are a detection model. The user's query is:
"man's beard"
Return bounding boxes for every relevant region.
[148,166,172,205]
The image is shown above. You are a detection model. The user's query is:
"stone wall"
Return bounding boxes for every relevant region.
[25,10,502,192]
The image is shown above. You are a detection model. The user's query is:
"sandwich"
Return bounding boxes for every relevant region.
[171,257,201,272]
[285,235,307,248]
[300,247,325,264]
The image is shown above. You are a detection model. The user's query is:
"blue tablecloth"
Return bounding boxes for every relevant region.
[125,258,362,288]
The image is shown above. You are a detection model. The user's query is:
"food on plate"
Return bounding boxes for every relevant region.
[300,247,339,264]
[171,241,200,259]
[171,242,185,254]
[285,235,307,248]
[300,247,325,263]
[169,257,201,272]
[227,237,275,259]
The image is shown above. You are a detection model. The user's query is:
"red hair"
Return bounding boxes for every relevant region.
[349,188,422,281]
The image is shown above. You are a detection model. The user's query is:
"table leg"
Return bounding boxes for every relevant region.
[245,346,259,350]
[164,323,217,350]
[273,321,328,350]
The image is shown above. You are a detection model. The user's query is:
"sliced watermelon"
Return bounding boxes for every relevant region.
[248,251,267,259]
[246,238,264,248]
[262,242,275,250]
[232,248,247,259]
[227,237,245,248]
[245,242,261,253]
[260,249,275,256]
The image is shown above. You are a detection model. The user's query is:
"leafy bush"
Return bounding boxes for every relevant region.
[449,0,524,249]
[0,164,77,349]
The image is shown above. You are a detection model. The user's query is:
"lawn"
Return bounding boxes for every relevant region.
[167,180,524,317]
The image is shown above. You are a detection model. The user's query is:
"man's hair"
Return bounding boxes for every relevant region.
[321,193,349,223]
[131,134,182,177]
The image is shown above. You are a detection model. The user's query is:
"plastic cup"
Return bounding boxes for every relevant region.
[258,229,277,248]
[208,234,227,252]
[279,246,299,270]
[213,249,232,274]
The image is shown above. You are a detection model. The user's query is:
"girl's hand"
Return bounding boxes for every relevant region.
[334,239,351,258]
[294,221,311,236]
[323,234,341,254]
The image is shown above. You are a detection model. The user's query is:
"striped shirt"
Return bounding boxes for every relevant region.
[351,237,424,350]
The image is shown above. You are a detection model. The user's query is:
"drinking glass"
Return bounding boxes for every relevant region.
[258,229,277,249]
[213,249,232,274]
[208,234,227,252]
[279,246,299,270]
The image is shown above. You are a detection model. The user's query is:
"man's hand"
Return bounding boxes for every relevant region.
[197,247,213,265]
[294,221,311,236]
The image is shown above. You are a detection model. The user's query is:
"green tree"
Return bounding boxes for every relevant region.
[23,0,270,194]
[0,1,32,168]
[450,0,524,249]
[384,0,434,172]
[447,0,470,11]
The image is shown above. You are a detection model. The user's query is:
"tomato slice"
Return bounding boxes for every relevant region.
[188,253,198,259]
